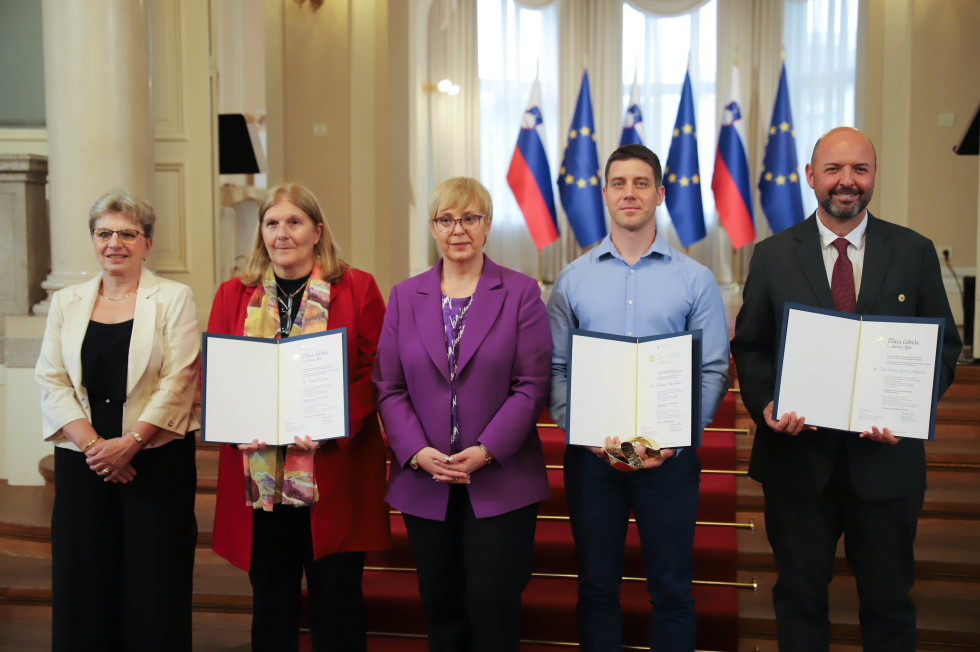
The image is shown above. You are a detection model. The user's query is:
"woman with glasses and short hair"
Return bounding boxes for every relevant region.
[36,190,201,651]
[373,177,552,651]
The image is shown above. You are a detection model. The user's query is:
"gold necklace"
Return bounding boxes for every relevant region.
[101,290,137,302]
[275,276,310,299]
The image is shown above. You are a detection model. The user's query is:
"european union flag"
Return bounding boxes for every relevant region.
[758,63,805,233]
[663,70,706,248]
[557,70,607,248]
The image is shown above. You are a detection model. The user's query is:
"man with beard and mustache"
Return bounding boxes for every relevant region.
[731,126,962,651]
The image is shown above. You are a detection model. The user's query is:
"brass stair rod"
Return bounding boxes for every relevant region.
[388,510,756,530]
[364,566,757,591]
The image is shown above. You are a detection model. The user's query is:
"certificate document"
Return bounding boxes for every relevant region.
[565,328,703,448]
[773,303,944,440]
[200,328,349,445]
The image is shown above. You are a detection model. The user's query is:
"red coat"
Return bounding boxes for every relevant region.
[208,268,391,570]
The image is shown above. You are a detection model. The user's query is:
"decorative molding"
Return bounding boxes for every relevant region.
[152,0,187,142]
[152,162,189,273]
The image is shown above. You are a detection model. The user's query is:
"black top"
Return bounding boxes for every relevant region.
[81,319,133,440]
[275,273,311,339]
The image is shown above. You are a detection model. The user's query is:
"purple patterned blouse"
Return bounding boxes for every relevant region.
[442,293,474,453]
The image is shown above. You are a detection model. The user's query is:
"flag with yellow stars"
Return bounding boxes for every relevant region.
[663,69,706,248]
[557,70,607,248]
[758,62,805,233]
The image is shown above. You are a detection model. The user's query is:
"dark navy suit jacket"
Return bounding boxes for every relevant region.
[731,213,962,500]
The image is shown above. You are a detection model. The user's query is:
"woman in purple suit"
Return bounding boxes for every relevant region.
[373,177,551,651]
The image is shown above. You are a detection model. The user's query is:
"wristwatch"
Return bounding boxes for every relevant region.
[127,430,143,446]
[409,452,420,470]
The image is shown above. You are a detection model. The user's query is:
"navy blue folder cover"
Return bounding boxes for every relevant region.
[773,302,943,440]
[200,327,349,444]
[564,328,703,448]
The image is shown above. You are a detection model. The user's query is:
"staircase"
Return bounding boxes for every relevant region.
[4,367,979,650]
[734,363,980,651]
[0,387,744,650]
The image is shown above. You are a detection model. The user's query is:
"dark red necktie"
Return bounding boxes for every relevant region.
[831,237,856,313]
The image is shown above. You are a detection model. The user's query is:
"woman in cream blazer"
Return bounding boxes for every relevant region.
[35,191,200,652]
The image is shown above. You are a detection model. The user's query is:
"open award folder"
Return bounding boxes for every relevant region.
[565,328,703,448]
[773,303,944,440]
[200,328,349,445]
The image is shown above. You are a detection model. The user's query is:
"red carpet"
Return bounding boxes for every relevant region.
[327,366,739,649]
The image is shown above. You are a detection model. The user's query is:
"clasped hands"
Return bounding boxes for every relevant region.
[413,445,491,483]
[237,436,322,453]
[763,401,899,445]
[85,436,139,483]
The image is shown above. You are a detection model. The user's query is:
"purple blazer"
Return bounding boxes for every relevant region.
[373,256,552,520]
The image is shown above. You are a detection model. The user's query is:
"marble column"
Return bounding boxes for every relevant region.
[37,0,154,313]
[0,155,50,320]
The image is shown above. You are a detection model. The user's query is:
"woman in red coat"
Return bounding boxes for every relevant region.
[207,182,390,651]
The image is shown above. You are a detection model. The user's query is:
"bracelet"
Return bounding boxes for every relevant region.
[478,443,494,465]
[126,430,144,447]
[81,436,101,452]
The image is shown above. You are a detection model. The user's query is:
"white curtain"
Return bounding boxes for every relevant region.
[427,0,481,200]
[622,1,724,277]
[477,0,561,278]
[422,0,858,282]
[784,0,859,218]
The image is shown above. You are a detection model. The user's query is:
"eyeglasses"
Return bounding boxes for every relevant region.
[431,214,484,233]
[92,228,145,243]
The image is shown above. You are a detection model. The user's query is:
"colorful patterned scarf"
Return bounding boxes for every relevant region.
[241,263,331,510]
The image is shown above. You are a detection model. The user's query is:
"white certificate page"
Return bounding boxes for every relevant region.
[202,336,278,444]
[277,332,348,441]
[775,309,860,430]
[567,334,639,447]
[848,320,940,439]
[636,334,693,448]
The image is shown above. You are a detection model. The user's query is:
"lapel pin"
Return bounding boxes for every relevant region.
[898,294,906,302]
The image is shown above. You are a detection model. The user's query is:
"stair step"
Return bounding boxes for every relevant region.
[0,550,734,650]
[736,472,980,518]
[736,510,980,580]
[735,427,980,471]
[367,512,739,583]
[738,570,980,650]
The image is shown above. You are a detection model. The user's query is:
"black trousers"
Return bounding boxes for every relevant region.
[402,484,539,652]
[248,505,367,652]
[763,451,923,652]
[51,434,197,652]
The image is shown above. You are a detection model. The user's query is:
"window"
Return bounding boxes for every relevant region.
[784,0,859,217]
[622,1,718,239]
[477,0,559,275]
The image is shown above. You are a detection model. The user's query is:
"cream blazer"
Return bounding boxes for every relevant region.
[35,267,201,450]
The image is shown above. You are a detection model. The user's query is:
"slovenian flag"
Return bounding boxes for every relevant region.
[620,77,644,146]
[507,78,559,249]
[711,63,755,249]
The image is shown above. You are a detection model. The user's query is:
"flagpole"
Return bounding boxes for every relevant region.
[537,249,544,291]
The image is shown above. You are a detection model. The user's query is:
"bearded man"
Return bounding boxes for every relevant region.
[731,126,962,651]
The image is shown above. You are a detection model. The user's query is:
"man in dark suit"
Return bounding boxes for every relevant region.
[731,126,962,651]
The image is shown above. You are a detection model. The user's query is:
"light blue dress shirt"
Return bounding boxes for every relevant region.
[547,233,730,438]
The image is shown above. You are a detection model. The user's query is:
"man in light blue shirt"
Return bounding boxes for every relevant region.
[547,144,730,651]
